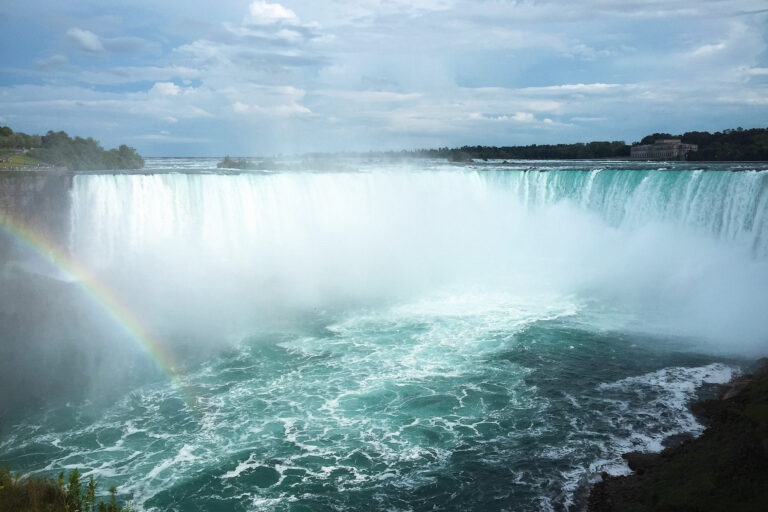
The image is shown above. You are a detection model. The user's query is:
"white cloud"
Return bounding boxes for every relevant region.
[276,28,304,42]
[523,83,622,93]
[103,36,160,54]
[467,110,562,126]
[78,66,201,85]
[232,100,311,116]
[232,101,250,114]
[151,82,181,96]
[316,90,422,102]
[688,42,727,57]
[0,83,214,126]
[511,112,535,123]
[3,0,766,154]
[740,67,768,76]
[133,132,210,143]
[35,54,69,70]
[66,28,104,53]
[571,116,609,122]
[245,1,299,25]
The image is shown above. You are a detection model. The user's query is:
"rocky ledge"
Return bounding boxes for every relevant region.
[588,358,768,512]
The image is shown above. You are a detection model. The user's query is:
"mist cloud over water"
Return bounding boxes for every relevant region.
[68,164,768,355]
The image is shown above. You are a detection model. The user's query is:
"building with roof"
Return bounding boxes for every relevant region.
[630,139,698,160]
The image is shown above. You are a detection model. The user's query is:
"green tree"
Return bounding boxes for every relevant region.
[67,468,83,510]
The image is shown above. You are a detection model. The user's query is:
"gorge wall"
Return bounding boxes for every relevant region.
[0,171,73,258]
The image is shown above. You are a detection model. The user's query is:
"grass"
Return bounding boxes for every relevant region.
[0,468,134,512]
[0,154,46,169]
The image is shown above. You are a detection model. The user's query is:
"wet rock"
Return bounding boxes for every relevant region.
[622,452,660,475]
[660,433,693,449]
[588,358,768,511]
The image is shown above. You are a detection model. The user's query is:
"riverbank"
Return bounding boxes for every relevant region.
[0,127,143,170]
[588,358,768,511]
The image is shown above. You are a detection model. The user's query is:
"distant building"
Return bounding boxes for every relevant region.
[630,139,698,160]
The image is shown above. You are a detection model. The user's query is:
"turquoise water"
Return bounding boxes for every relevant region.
[1,160,767,510]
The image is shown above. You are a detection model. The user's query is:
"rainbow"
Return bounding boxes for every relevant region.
[0,210,197,408]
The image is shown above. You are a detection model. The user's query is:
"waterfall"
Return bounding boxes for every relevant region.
[68,166,768,353]
[484,169,768,256]
[71,169,768,262]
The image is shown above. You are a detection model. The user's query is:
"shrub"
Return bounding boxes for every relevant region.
[0,467,134,512]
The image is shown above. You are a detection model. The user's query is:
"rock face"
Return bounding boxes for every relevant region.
[588,359,768,512]
[0,171,180,420]
[0,171,73,258]
[0,172,80,417]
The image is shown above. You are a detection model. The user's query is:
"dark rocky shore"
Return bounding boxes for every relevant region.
[588,358,768,511]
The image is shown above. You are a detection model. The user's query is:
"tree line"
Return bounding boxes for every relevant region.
[0,467,134,512]
[0,126,144,170]
[371,127,768,161]
[639,127,768,161]
[415,140,630,161]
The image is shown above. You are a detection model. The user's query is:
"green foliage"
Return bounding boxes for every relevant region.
[404,140,631,160]
[217,156,275,170]
[0,468,133,512]
[639,132,674,145]
[0,127,143,170]
[217,155,242,168]
[375,127,768,162]
[29,131,144,170]
[0,154,45,168]
[0,130,42,150]
[683,127,768,161]
[67,469,82,509]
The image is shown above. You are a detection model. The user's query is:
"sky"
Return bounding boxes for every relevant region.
[1,0,767,156]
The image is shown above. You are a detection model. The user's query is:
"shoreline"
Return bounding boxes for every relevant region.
[587,358,768,511]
